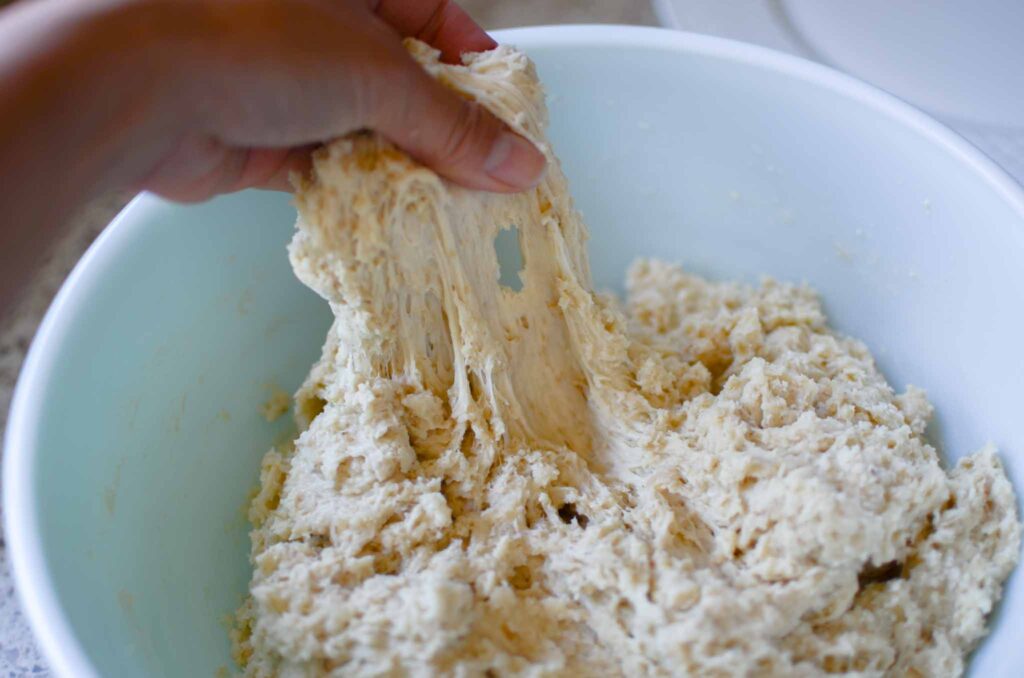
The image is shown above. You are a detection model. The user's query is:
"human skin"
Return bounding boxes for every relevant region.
[0,0,546,313]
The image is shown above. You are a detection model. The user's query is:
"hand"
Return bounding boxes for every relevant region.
[0,0,547,311]
[142,0,548,200]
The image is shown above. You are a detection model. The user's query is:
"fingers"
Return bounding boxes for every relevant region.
[367,59,546,192]
[229,146,314,193]
[354,3,542,190]
[251,146,315,192]
[369,0,496,62]
[161,0,540,195]
[143,136,312,201]
[140,134,234,202]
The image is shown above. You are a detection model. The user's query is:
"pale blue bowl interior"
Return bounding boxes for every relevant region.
[30,191,330,673]
[7,27,1024,677]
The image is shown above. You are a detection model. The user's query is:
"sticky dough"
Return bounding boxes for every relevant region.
[234,41,1020,677]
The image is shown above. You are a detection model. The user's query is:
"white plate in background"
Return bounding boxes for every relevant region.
[652,0,1024,181]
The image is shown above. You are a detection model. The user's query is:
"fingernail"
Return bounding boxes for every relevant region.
[484,132,547,189]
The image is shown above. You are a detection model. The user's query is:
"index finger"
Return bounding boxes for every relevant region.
[367,0,497,63]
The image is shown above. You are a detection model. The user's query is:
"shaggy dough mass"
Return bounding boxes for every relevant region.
[234,42,1021,677]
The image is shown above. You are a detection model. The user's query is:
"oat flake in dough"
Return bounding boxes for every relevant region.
[234,41,1021,677]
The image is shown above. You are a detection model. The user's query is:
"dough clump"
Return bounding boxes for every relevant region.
[234,41,1020,677]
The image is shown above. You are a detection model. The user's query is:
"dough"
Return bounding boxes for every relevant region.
[233,41,1020,677]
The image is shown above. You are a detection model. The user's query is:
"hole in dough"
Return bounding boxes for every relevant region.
[557,502,589,529]
[495,225,525,292]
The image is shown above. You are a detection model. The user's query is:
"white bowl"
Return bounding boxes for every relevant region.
[5,25,1024,677]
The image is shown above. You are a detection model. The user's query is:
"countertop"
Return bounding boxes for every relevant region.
[0,1,656,674]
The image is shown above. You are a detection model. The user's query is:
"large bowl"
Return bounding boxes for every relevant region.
[5,26,1024,677]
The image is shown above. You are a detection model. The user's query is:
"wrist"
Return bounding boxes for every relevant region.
[0,0,209,192]
[0,0,213,308]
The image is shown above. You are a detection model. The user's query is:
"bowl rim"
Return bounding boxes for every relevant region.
[4,192,152,678]
[5,24,1024,678]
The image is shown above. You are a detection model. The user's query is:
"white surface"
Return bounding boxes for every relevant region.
[6,24,1024,677]
[782,0,1024,130]
[653,0,1024,182]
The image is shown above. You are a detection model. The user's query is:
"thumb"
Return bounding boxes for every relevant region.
[367,55,547,193]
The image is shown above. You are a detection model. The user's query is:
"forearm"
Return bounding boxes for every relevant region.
[0,0,184,311]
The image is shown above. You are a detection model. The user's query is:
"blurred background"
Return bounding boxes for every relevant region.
[462,0,654,26]
[654,0,1024,182]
